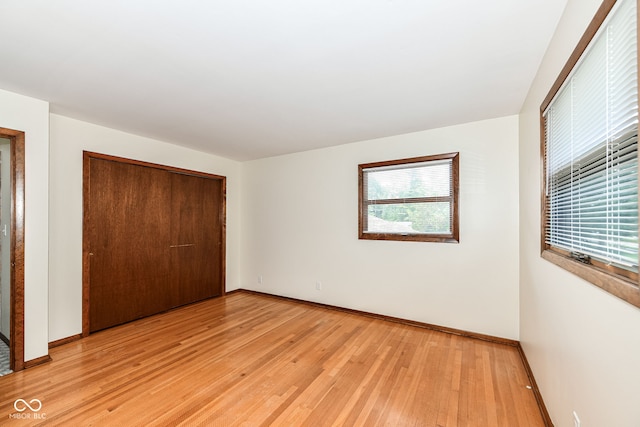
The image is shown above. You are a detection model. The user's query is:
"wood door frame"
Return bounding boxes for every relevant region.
[82,151,227,337]
[0,127,26,372]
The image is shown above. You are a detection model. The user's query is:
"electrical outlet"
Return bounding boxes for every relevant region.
[258,275,263,285]
[315,280,322,290]
[573,411,580,427]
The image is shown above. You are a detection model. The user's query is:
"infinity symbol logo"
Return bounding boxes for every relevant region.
[14,399,42,412]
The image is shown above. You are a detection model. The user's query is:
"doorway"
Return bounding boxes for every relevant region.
[0,127,25,374]
[0,137,10,375]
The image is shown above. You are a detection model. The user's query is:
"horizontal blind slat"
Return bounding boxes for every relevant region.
[544,0,638,272]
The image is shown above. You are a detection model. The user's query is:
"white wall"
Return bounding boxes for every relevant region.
[519,0,640,426]
[241,116,520,339]
[48,114,242,342]
[0,88,49,362]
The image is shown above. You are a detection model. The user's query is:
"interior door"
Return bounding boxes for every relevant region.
[88,158,172,332]
[169,173,223,307]
[84,153,226,334]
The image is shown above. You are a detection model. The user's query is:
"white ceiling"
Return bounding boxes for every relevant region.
[0,0,567,161]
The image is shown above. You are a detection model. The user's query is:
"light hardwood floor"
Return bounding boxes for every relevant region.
[0,292,545,426]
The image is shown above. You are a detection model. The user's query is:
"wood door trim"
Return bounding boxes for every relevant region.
[0,127,26,372]
[220,178,227,305]
[83,151,226,180]
[82,151,227,337]
[81,154,91,337]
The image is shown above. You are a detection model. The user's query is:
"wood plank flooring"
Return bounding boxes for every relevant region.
[0,292,545,426]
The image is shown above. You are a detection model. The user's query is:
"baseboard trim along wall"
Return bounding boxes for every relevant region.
[517,344,554,427]
[42,289,554,426]
[23,354,51,369]
[235,289,517,345]
[234,288,553,426]
[49,334,82,349]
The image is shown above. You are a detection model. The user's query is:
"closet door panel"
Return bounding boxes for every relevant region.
[170,173,223,306]
[88,159,172,332]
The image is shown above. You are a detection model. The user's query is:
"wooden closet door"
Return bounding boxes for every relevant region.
[88,159,172,332]
[169,173,223,307]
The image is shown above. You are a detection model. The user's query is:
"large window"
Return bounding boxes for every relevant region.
[541,0,639,306]
[359,152,459,243]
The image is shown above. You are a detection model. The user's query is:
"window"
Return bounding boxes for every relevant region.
[541,0,639,306]
[358,152,459,243]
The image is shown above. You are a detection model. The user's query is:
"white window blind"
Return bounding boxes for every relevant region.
[544,0,638,272]
[363,158,453,235]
